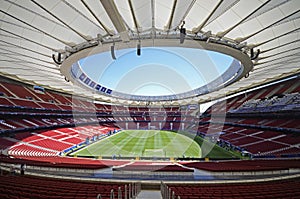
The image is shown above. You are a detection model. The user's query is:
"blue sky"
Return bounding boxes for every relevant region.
[79,47,233,96]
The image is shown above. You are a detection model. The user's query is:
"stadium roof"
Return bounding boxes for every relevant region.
[0,0,299,105]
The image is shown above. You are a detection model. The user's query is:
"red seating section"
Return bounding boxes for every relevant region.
[167,178,300,199]
[0,82,35,99]
[196,120,300,156]
[7,144,57,157]
[0,138,16,150]
[207,77,300,113]
[8,125,117,157]
[197,77,300,156]
[181,159,300,171]
[0,80,113,113]
[0,175,126,199]
[30,138,73,151]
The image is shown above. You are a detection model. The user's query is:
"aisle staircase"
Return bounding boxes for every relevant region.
[137,190,162,199]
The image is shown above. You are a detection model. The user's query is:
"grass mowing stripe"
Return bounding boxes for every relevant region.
[165,133,200,157]
[84,132,132,156]
[130,132,148,157]
[115,137,133,156]
[155,131,162,150]
[73,130,202,158]
[116,131,148,156]
[163,132,181,157]
[107,134,134,156]
[165,134,185,157]
[144,131,154,149]
[109,131,141,156]
[162,131,172,145]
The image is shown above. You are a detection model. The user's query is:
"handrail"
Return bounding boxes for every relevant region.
[110,189,115,199]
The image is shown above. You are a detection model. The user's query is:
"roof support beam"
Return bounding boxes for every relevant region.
[235,10,300,43]
[0,57,59,73]
[151,0,155,41]
[31,0,90,42]
[258,47,300,60]
[100,0,129,42]
[261,39,300,53]
[175,0,196,30]
[1,58,58,72]
[192,0,223,34]
[253,58,300,71]
[128,0,140,40]
[0,47,54,64]
[252,27,300,48]
[254,54,300,66]
[0,10,72,47]
[0,28,56,51]
[0,40,50,58]
[80,0,112,36]
[5,0,66,29]
[165,0,178,32]
[62,0,104,32]
[217,0,271,38]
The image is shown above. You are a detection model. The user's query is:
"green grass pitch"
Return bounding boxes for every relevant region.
[72,130,202,158]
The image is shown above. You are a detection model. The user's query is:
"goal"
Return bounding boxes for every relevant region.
[143,148,165,157]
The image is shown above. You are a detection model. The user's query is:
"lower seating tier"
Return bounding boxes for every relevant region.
[167,177,300,199]
[0,175,126,199]
[181,159,300,171]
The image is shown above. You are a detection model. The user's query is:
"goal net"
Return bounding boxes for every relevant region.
[143,148,165,157]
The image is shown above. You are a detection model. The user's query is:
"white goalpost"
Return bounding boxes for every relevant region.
[143,148,165,157]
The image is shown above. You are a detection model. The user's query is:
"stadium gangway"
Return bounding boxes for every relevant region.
[96,182,141,199]
[161,181,181,199]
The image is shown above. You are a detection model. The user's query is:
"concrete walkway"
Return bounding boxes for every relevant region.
[137,190,162,199]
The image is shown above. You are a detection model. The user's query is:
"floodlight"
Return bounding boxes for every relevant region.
[52,53,62,65]
[137,43,141,56]
[111,45,116,60]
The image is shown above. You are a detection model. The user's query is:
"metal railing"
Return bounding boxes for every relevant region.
[161,181,181,199]
[97,182,141,199]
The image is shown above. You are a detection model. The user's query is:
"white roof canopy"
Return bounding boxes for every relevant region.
[0,0,299,104]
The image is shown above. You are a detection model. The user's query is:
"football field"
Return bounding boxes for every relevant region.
[72,130,201,158]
